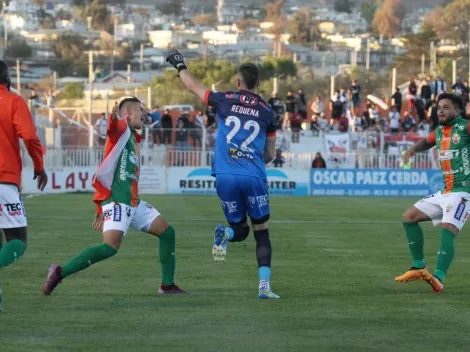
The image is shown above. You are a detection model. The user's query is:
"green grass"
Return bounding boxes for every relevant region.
[2,194,470,351]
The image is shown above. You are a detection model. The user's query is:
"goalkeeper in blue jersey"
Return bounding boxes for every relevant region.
[166,51,278,299]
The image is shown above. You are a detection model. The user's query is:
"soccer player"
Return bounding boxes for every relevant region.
[166,51,278,299]
[396,93,470,293]
[42,97,186,295]
[0,61,48,311]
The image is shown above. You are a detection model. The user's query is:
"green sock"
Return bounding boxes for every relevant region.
[434,228,456,283]
[61,243,117,278]
[0,239,26,268]
[159,226,176,286]
[403,222,425,269]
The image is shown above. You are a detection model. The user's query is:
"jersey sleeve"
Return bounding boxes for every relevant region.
[203,90,225,107]
[12,96,44,172]
[107,114,128,143]
[426,130,436,146]
[266,111,276,137]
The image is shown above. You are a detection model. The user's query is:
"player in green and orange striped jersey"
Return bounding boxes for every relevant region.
[395,94,470,293]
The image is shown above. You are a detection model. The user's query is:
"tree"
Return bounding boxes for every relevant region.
[84,0,113,32]
[159,0,184,17]
[264,0,285,21]
[259,56,297,80]
[288,9,318,44]
[334,0,352,14]
[441,0,470,44]
[360,0,382,29]
[72,0,88,6]
[191,13,217,26]
[54,34,87,60]
[58,83,85,100]
[372,0,405,39]
[235,18,259,31]
[6,39,32,59]
[422,7,446,40]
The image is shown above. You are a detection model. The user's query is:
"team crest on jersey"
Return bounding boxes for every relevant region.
[452,133,461,144]
[240,94,257,106]
[446,204,453,213]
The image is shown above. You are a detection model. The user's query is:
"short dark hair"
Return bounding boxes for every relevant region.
[0,60,10,86]
[118,96,141,110]
[437,93,462,110]
[238,63,259,90]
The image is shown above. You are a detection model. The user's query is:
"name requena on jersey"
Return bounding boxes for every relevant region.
[231,105,259,117]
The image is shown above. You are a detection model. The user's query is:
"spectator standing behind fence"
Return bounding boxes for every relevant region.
[150,106,161,144]
[297,88,307,121]
[94,113,107,146]
[402,110,416,132]
[391,88,402,113]
[350,79,361,117]
[273,150,285,168]
[421,78,432,107]
[312,153,326,169]
[311,95,325,119]
[330,91,343,124]
[205,105,216,128]
[285,89,296,126]
[389,105,400,134]
[268,92,284,130]
[432,76,447,96]
[428,99,439,131]
[161,108,173,145]
[408,78,418,110]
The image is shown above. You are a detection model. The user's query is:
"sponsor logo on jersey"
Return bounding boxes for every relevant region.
[113,203,122,222]
[229,148,254,159]
[126,208,131,217]
[104,209,112,221]
[462,148,470,175]
[4,203,22,217]
[452,133,461,144]
[119,149,129,181]
[240,94,258,106]
[458,124,465,131]
[439,150,459,161]
[129,151,138,165]
[454,198,468,221]
[224,201,238,214]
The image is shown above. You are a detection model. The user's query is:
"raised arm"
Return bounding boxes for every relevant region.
[166,50,208,103]
[402,131,436,164]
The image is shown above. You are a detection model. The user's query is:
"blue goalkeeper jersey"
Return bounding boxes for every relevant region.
[204,90,276,179]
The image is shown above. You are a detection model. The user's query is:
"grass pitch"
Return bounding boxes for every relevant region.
[2,194,470,351]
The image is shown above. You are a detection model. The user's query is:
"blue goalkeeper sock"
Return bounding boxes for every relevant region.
[225,227,234,241]
[259,266,271,282]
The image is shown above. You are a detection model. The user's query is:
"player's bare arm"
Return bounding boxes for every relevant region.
[166,51,208,102]
[263,136,276,164]
[403,137,436,164]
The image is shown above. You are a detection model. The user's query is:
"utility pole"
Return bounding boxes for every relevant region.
[88,50,94,148]
[452,60,457,85]
[421,53,425,75]
[52,71,57,92]
[430,42,434,77]
[16,58,20,94]
[392,67,397,93]
[468,21,470,83]
[147,86,152,109]
[111,18,117,76]
[140,43,144,72]
[127,64,131,83]
[366,38,370,71]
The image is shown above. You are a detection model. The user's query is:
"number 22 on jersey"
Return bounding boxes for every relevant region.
[225,116,260,151]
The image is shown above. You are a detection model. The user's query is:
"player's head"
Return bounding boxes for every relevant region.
[0,61,11,91]
[119,96,147,130]
[437,93,462,125]
[236,63,259,92]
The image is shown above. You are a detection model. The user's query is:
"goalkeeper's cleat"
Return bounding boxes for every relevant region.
[42,264,63,296]
[158,283,188,294]
[419,269,444,293]
[395,267,429,283]
[0,287,3,312]
[258,282,280,299]
[212,225,228,263]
